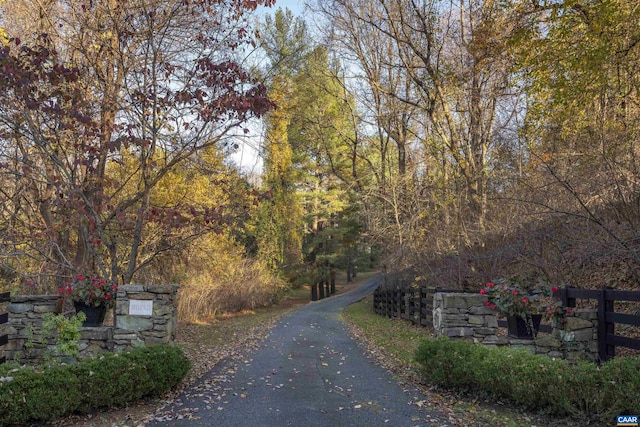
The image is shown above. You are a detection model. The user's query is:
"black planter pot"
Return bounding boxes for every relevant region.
[507,314,542,339]
[73,301,107,327]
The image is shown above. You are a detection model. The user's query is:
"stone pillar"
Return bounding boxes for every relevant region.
[433,293,498,344]
[114,284,179,351]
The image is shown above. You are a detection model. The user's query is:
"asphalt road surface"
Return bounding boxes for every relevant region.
[151,277,449,426]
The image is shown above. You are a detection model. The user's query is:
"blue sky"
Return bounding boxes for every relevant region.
[261,0,305,16]
[230,0,308,174]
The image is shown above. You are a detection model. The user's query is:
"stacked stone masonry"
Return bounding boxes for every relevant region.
[1,284,179,364]
[433,292,599,362]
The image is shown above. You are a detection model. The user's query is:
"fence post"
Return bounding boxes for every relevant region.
[412,289,419,325]
[559,286,576,308]
[330,265,336,295]
[420,288,428,326]
[383,291,389,317]
[0,292,9,364]
[598,289,615,361]
[391,290,396,317]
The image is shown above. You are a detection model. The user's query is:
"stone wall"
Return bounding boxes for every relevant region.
[114,284,179,351]
[2,284,179,364]
[433,292,599,362]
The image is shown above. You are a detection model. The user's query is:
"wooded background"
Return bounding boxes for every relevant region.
[1,0,639,320]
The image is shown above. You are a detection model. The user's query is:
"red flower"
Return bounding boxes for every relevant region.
[480,289,487,295]
[487,282,495,288]
[551,286,559,293]
[512,290,519,296]
[521,297,529,304]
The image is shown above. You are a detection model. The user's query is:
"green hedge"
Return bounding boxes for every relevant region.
[415,337,640,422]
[0,344,190,426]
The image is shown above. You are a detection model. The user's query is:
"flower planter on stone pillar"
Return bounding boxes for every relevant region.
[507,314,542,339]
[73,301,107,327]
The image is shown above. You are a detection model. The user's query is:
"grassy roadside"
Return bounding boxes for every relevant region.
[341,294,557,427]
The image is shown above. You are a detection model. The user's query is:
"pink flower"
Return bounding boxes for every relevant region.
[480,289,487,295]
[512,290,519,296]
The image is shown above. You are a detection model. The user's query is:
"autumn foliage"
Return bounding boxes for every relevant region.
[0,0,274,301]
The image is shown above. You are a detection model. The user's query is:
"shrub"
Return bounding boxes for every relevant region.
[0,344,189,426]
[0,363,81,424]
[414,337,488,391]
[415,337,640,422]
[596,356,640,418]
[41,312,86,359]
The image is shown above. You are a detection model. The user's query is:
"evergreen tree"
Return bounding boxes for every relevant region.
[255,8,308,273]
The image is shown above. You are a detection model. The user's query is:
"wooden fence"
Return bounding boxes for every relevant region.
[373,286,640,361]
[0,291,9,364]
[557,287,640,361]
[373,287,455,327]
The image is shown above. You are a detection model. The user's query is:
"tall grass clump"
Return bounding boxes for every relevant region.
[167,234,286,323]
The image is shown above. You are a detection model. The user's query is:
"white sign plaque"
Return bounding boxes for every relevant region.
[129,299,153,316]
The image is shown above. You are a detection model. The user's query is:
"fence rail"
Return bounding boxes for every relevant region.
[0,291,10,364]
[374,286,640,361]
[557,287,640,361]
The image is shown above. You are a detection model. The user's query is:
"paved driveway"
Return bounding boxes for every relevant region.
[150,277,448,426]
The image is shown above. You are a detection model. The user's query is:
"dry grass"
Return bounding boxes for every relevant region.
[177,257,287,323]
